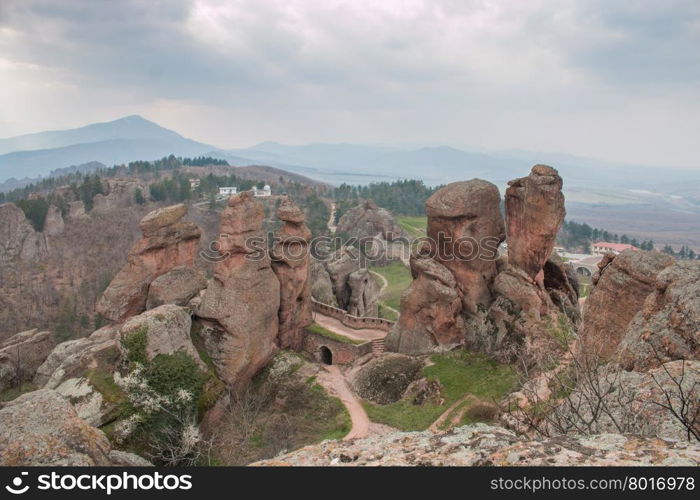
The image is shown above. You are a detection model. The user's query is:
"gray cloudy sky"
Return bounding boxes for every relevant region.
[0,0,698,167]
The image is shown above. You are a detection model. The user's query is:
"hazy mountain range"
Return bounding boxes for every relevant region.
[1,115,699,248]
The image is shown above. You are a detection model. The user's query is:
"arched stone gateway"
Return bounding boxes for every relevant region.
[319,346,333,365]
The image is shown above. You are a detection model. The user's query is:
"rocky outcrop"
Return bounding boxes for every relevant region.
[43,205,65,237]
[254,423,700,466]
[336,200,405,242]
[0,202,47,265]
[96,204,201,322]
[617,260,700,371]
[385,243,465,354]
[93,178,150,211]
[0,389,149,466]
[67,200,87,220]
[145,266,207,310]
[271,198,313,350]
[195,191,280,388]
[120,305,204,368]
[323,246,380,316]
[0,329,54,392]
[548,361,699,442]
[581,249,675,359]
[310,256,337,306]
[505,165,565,282]
[34,326,121,426]
[425,179,505,314]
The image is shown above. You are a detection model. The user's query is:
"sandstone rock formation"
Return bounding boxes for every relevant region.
[96,204,201,322]
[617,260,700,371]
[271,198,313,350]
[0,202,47,265]
[0,389,149,466]
[120,304,204,368]
[336,200,405,242]
[505,165,565,283]
[43,205,65,237]
[195,191,280,388]
[581,249,675,359]
[385,243,465,354]
[254,423,700,466]
[93,178,150,211]
[145,266,207,310]
[425,179,505,314]
[0,329,54,392]
[310,256,337,306]
[322,246,380,316]
[67,200,87,220]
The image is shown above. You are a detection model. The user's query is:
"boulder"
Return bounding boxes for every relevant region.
[146,266,207,310]
[310,256,337,306]
[96,204,201,322]
[425,179,505,314]
[271,198,313,350]
[617,261,700,371]
[0,329,54,392]
[195,191,280,388]
[347,268,380,317]
[323,246,379,316]
[580,249,675,359]
[253,422,700,466]
[385,243,465,354]
[350,353,424,404]
[505,165,565,282]
[0,389,148,466]
[120,304,204,368]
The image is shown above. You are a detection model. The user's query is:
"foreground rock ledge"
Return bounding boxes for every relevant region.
[252,424,700,466]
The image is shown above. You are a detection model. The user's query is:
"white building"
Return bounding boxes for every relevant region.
[253,184,272,197]
[592,241,637,256]
[218,186,237,196]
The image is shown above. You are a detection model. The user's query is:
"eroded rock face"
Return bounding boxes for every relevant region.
[0,202,47,265]
[120,305,204,368]
[505,165,565,282]
[146,266,207,310]
[323,246,379,316]
[581,249,675,359]
[0,389,149,466]
[96,204,201,322]
[0,329,54,392]
[425,179,505,314]
[195,191,280,388]
[253,423,700,466]
[310,256,337,306]
[617,261,700,371]
[93,178,150,211]
[43,205,65,237]
[336,200,405,241]
[271,198,313,350]
[385,243,465,354]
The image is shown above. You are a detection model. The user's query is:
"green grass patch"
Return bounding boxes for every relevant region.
[397,215,427,238]
[370,261,413,311]
[545,314,577,348]
[377,303,399,322]
[305,323,363,345]
[363,350,517,431]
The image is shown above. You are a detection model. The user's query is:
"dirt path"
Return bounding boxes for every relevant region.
[313,312,387,341]
[369,270,401,317]
[317,365,370,440]
[327,202,337,234]
[428,394,477,433]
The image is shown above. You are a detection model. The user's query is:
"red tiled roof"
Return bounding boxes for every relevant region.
[592,242,637,252]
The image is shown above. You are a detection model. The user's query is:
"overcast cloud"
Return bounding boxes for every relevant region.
[0,0,698,167]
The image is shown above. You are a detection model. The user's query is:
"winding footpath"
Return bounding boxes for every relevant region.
[317,365,370,440]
